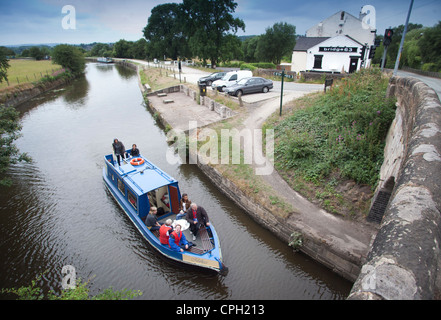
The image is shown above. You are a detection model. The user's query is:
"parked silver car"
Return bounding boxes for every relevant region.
[225,77,273,97]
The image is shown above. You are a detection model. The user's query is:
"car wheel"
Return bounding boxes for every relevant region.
[235,90,243,97]
[207,80,212,86]
[262,86,269,93]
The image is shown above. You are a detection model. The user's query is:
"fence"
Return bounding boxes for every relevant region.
[1,67,64,88]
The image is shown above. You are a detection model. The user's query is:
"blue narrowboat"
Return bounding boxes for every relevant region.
[103,152,226,274]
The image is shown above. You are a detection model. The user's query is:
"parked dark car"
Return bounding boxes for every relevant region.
[225,77,273,97]
[198,72,227,86]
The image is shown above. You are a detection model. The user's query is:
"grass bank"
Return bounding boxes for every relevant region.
[0,59,62,90]
[0,60,74,106]
[264,68,396,220]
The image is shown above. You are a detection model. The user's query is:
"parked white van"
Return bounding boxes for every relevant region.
[211,70,253,92]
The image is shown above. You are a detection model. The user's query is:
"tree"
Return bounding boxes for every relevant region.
[130,38,149,60]
[182,0,245,67]
[0,49,10,83]
[242,36,260,62]
[52,44,85,75]
[113,39,133,58]
[143,3,190,60]
[28,46,47,60]
[385,23,423,68]
[0,105,31,186]
[255,22,296,65]
[90,43,112,57]
[418,21,441,71]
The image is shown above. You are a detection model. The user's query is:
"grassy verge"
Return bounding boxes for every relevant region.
[264,68,396,220]
[0,59,62,90]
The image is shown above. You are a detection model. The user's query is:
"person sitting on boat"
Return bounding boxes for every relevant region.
[112,138,127,166]
[168,224,189,252]
[146,206,161,231]
[159,219,173,245]
[185,203,210,241]
[176,193,192,220]
[128,144,140,157]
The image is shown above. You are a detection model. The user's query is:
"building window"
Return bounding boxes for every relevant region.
[313,55,323,69]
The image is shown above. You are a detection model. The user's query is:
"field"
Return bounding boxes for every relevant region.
[0,59,62,90]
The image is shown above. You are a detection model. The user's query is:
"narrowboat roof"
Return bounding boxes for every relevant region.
[108,155,177,195]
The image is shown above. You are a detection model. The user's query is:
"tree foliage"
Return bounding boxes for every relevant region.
[372,22,441,71]
[142,0,244,66]
[143,3,190,60]
[418,21,441,71]
[51,44,85,75]
[0,105,31,186]
[255,22,296,65]
[181,0,245,67]
[0,48,10,83]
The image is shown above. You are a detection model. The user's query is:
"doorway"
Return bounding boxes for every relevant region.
[349,57,359,73]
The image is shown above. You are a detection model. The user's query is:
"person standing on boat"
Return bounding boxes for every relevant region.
[169,224,189,252]
[159,219,173,245]
[185,203,210,241]
[128,144,140,157]
[112,138,126,166]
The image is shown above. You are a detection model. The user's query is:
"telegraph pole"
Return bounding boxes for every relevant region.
[393,0,414,76]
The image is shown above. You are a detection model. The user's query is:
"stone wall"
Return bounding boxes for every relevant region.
[348,77,441,300]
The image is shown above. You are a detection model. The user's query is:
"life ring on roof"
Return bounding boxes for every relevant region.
[130,158,144,166]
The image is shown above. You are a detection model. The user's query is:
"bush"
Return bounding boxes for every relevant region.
[274,68,396,187]
[52,44,85,75]
[240,63,256,71]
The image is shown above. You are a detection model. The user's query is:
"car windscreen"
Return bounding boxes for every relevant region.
[236,78,249,85]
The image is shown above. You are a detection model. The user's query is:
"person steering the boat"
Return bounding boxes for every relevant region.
[168,224,189,252]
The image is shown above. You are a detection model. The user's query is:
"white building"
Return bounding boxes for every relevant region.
[292,9,376,74]
[293,35,365,74]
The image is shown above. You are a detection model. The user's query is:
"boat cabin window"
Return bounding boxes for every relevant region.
[147,185,180,215]
[117,179,125,195]
[147,186,171,216]
[128,190,137,211]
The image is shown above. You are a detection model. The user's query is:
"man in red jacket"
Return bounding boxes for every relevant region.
[185,203,210,240]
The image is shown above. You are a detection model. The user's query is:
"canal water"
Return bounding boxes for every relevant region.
[0,63,352,300]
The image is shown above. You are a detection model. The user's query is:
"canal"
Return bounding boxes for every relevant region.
[0,63,352,300]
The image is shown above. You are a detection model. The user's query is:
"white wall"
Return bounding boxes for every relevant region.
[291,51,307,74]
[307,11,376,46]
[305,36,363,73]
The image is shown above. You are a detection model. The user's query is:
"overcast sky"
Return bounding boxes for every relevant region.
[0,0,439,46]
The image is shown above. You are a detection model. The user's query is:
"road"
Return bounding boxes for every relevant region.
[396,70,441,100]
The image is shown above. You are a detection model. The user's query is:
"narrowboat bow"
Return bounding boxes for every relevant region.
[103,152,227,275]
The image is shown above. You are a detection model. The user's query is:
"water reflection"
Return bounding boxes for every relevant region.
[0,63,352,300]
